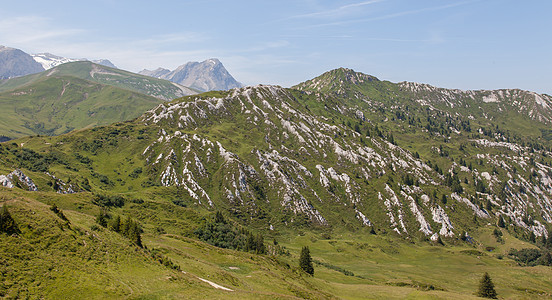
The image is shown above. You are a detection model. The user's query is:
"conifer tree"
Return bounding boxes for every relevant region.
[246,232,255,252]
[214,211,225,223]
[109,215,121,232]
[299,246,314,275]
[477,272,497,299]
[497,215,505,228]
[540,252,552,266]
[96,210,108,227]
[0,205,18,234]
[121,216,132,236]
[128,220,143,247]
[255,233,266,254]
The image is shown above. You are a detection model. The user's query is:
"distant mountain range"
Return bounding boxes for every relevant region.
[0,61,198,139]
[0,45,242,93]
[0,46,44,79]
[139,58,243,92]
[0,45,116,79]
[31,53,117,70]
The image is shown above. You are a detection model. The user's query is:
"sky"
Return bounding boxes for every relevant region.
[0,0,550,94]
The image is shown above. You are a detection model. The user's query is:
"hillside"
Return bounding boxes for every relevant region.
[0,75,163,138]
[1,68,552,298]
[0,61,198,101]
[0,61,202,139]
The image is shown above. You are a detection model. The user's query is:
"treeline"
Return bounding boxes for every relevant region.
[0,143,67,172]
[508,248,552,266]
[195,211,266,254]
[96,211,142,247]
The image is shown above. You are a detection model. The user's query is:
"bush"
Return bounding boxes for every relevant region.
[194,211,266,254]
[508,248,547,266]
[50,204,68,222]
[129,167,142,178]
[92,194,125,207]
[150,249,180,271]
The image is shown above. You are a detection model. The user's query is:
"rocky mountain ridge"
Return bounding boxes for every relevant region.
[0,45,44,79]
[139,82,552,239]
[2,68,550,243]
[140,58,242,92]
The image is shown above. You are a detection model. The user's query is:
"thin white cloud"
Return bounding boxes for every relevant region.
[292,0,385,19]
[242,40,290,52]
[308,0,479,27]
[0,14,213,72]
[132,33,209,47]
[0,16,84,48]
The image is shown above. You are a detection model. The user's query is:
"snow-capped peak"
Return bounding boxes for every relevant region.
[31,53,79,70]
[31,53,117,70]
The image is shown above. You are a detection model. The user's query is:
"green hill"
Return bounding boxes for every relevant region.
[1,68,552,298]
[0,75,162,138]
[0,61,201,139]
[0,61,198,100]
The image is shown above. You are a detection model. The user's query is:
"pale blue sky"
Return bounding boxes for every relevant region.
[1,0,550,94]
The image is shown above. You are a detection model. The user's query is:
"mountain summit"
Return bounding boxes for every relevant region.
[140,58,242,92]
[0,45,44,79]
[31,53,117,70]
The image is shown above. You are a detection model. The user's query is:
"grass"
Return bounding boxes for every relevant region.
[0,75,162,139]
[2,187,552,299]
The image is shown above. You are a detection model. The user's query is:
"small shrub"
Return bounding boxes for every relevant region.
[92,194,125,207]
[50,204,68,222]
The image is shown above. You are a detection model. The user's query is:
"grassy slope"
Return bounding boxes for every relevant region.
[0,61,201,139]
[2,187,551,299]
[1,71,552,298]
[0,75,162,138]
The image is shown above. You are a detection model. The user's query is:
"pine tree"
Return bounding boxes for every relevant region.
[441,194,447,205]
[540,252,552,266]
[485,200,492,211]
[255,233,266,254]
[477,272,498,299]
[109,215,121,233]
[299,246,314,275]
[246,232,255,252]
[96,210,108,227]
[128,221,143,248]
[547,234,552,249]
[121,216,132,236]
[497,215,505,228]
[214,211,225,223]
[0,205,18,234]
[529,232,536,243]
